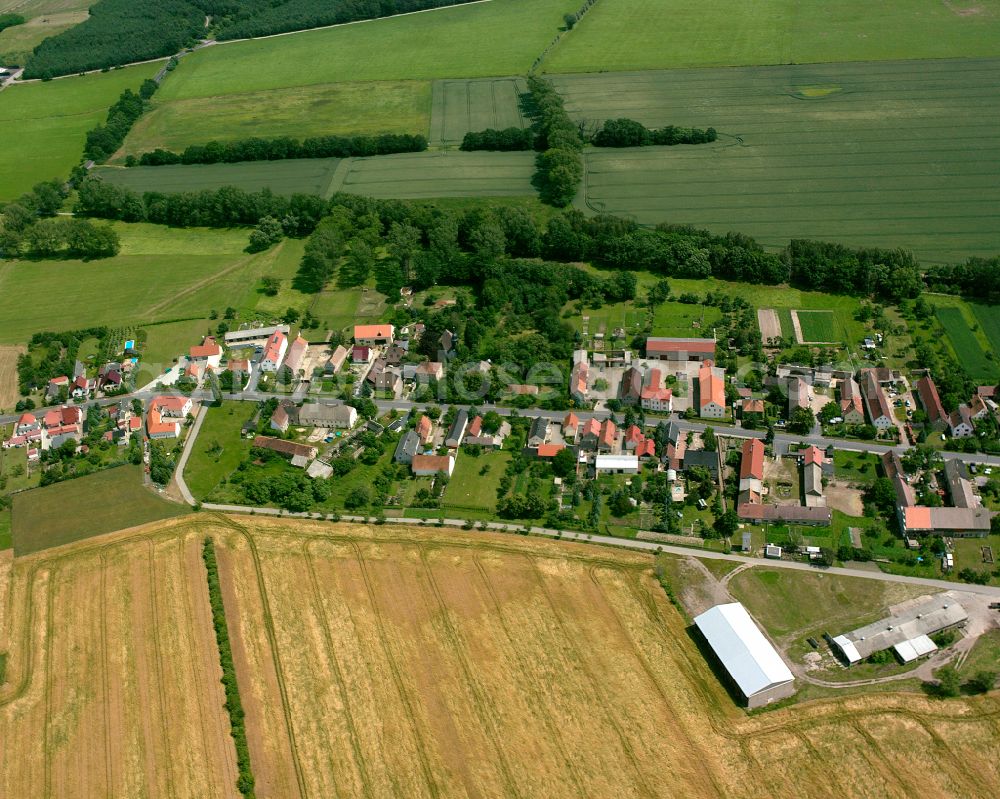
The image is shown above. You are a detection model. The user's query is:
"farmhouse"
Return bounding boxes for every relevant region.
[354,324,394,346]
[860,369,894,429]
[269,400,295,433]
[800,445,826,506]
[283,335,309,376]
[259,330,288,372]
[944,460,978,509]
[224,324,288,347]
[839,376,865,423]
[831,596,967,665]
[146,395,191,440]
[297,402,357,429]
[693,603,795,709]
[252,436,317,461]
[594,454,639,475]
[697,360,726,418]
[325,344,349,374]
[640,368,673,412]
[916,376,947,429]
[189,336,222,368]
[646,337,716,362]
[411,454,455,477]
[787,377,811,414]
[738,438,764,506]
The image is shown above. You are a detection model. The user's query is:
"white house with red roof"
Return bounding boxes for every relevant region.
[640,368,673,413]
[259,330,288,373]
[189,336,223,369]
[354,324,395,346]
[698,360,727,419]
[146,395,192,439]
[283,335,309,376]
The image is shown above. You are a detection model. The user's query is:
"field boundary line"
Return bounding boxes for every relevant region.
[301,539,374,799]
[471,554,589,796]
[346,540,440,797]
[525,555,656,798]
[419,549,521,798]
[323,158,354,199]
[42,563,56,799]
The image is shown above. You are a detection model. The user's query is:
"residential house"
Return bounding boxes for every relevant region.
[620,366,643,405]
[354,324,395,346]
[98,362,124,392]
[624,425,645,451]
[570,360,588,405]
[414,361,445,382]
[464,416,509,449]
[738,438,765,506]
[45,375,69,401]
[915,376,947,430]
[372,366,402,396]
[949,405,976,438]
[787,377,811,415]
[325,344,349,374]
[640,368,672,413]
[944,460,978,509]
[598,418,618,453]
[528,416,549,448]
[189,336,223,369]
[839,377,865,424]
[684,448,719,478]
[660,420,685,471]
[698,360,727,419]
[860,369,894,430]
[439,329,458,359]
[411,454,455,477]
[270,400,295,433]
[446,409,469,449]
[384,344,406,367]
[259,330,288,372]
[645,337,716,362]
[742,398,765,420]
[416,414,434,445]
[146,395,191,440]
[563,412,580,441]
[579,417,601,449]
[71,373,94,399]
[224,324,288,347]
[801,445,826,507]
[351,346,373,365]
[283,335,309,377]
[536,443,566,459]
[393,430,421,464]
[297,402,358,429]
[252,436,317,461]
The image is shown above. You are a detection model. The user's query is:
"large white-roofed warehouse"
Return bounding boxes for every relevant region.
[693,603,796,709]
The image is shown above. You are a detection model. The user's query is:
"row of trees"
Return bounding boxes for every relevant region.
[925,256,1000,303]
[84,80,159,163]
[460,127,535,152]
[591,118,718,148]
[134,132,427,167]
[527,76,583,207]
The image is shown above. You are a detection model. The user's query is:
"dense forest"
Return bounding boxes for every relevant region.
[22,0,479,77]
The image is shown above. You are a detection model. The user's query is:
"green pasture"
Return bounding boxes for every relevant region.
[795,310,838,343]
[934,305,997,381]
[156,0,579,101]
[117,81,432,161]
[543,0,1000,73]
[429,77,528,145]
[11,465,187,555]
[336,150,536,198]
[563,300,647,337]
[0,64,158,199]
[94,158,343,197]
[971,303,1000,360]
[651,301,723,338]
[184,402,255,500]
[441,450,511,512]
[566,59,1000,264]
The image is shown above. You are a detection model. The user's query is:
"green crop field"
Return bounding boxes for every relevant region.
[11,465,187,555]
[336,150,536,198]
[94,158,343,197]
[795,310,838,343]
[429,77,528,145]
[543,0,1000,73]
[971,303,1000,361]
[116,81,432,162]
[0,223,319,345]
[0,64,157,200]
[935,306,997,381]
[156,0,578,102]
[564,59,1000,264]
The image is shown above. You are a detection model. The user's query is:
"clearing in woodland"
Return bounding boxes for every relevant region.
[1,516,1000,796]
[565,58,1000,264]
[543,0,1000,72]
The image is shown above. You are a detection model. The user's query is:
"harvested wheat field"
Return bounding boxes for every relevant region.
[0,344,24,410]
[2,515,1000,798]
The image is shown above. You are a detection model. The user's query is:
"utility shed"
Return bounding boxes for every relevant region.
[693,603,796,709]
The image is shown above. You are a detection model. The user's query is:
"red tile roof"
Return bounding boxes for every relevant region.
[467,415,483,436]
[698,361,726,410]
[646,338,716,354]
[599,419,617,447]
[563,412,579,431]
[537,443,565,458]
[916,376,946,423]
[801,445,824,466]
[740,438,765,480]
[354,324,394,340]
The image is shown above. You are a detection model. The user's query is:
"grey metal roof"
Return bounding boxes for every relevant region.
[834,596,967,661]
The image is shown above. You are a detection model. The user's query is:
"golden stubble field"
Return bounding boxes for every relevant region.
[1,515,1000,798]
[0,344,25,410]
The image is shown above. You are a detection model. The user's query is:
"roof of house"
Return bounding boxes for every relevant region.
[698,361,726,409]
[740,438,765,481]
[262,331,287,364]
[693,603,794,699]
[581,417,601,438]
[530,416,549,441]
[151,395,189,414]
[637,439,655,457]
[327,344,349,369]
[904,506,992,533]
[944,460,977,509]
[284,335,308,371]
[190,337,222,359]
[252,436,315,459]
[394,430,420,460]
[801,445,824,466]
[737,504,832,524]
[684,449,718,472]
[743,399,765,414]
[563,412,579,430]
[646,337,716,355]
[861,369,893,421]
[417,415,433,437]
[298,402,356,425]
[17,413,36,426]
[537,443,565,458]
[599,419,617,447]
[467,415,483,437]
[625,425,644,444]
[411,454,453,472]
[354,324,394,339]
[916,376,946,423]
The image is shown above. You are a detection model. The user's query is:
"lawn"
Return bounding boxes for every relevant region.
[184,402,257,500]
[116,81,432,161]
[651,300,723,338]
[0,224,318,346]
[135,319,216,387]
[441,450,511,513]
[935,306,997,382]
[156,0,579,101]
[795,310,838,343]
[0,63,158,200]
[11,465,187,555]
[543,0,1000,72]
[562,299,647,337]
[564,58,1000,264]
[832,451,878,484]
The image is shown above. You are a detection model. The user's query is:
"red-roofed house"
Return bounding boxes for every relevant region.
[640,368,673,412]
[636,439,655,458]
[536,443,565,459]
[416,414,434,445]
[563,412,579,441]
[624,425,645,451]
[860,369,893,429]
[801,445,826,506]
[467,415,483,437]
[283,335,309,376]
[260,330,288,373]
[354,324,395,346]
[698,360,726,419]
[146,395,192,439]
[915,376,947,430]
[16,413,39,436]
[190,336,223,368]
[71,373,95,399]
[45,375,69,400]
[598,419,618,452]
[570,361,588,404]
[411,454,455,477]
[738,438,765,506]
[839,377,865,424]
[351,345,373,364]
[579,417,602,449]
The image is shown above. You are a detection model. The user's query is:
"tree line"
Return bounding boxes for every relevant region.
[460,128,535,152]
[925,257,1000,303]
[527,75,583,207]
[132,132,427,167]
[591,117,717,148]
[22,0,478,77]
[85,80,159,163]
